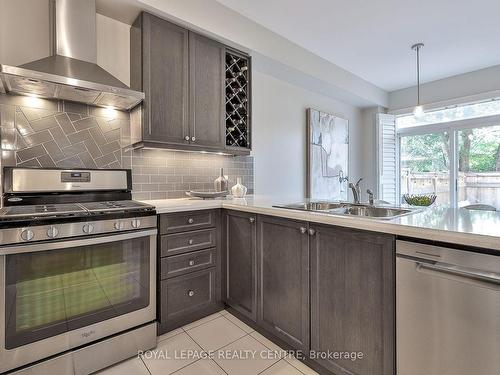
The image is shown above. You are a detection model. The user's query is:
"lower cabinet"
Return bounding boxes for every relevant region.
[310,224,395,375]
[160,268,217,326]
[222,210,257,321]
[158,210,222,334]
[221,212,396,375]
[257,215,310,352]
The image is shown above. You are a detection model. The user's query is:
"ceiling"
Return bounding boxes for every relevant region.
[216,0,500,92]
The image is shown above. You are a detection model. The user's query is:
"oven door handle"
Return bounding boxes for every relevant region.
[0,229,158,256]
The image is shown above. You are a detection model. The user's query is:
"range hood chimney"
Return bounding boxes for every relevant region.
[0,0,143,110]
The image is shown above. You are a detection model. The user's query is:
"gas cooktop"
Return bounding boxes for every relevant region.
[0,200,154,220]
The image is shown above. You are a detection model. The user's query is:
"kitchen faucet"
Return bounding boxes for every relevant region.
[366,189,374,206]
[348,178,363,204]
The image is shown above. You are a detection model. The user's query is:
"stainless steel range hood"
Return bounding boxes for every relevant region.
[0,0,144,110]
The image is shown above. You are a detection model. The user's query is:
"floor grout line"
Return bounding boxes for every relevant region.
[256,359,285,375]
[221,313,256,333]
[249,333,309,375]
[158,328,184,343]
[139,355,153,375]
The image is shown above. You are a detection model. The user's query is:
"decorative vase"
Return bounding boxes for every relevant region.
[214,168,228,192]
[231,177,247,198]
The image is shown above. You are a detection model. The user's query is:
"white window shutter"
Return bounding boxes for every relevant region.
[376,113,398,204]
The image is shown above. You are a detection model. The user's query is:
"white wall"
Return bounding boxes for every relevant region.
[252,71,366,199]
[96,13,131,86]
[388,64,500,112]
[0,0,50,66]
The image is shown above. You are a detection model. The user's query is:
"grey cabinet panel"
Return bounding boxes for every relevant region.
[161,248,216,279]
[257,215,310,352]
[223,210,257,321]
[134,13,189,145]
[310,225,395,375]
[160,268,217,323]
[160,228,217,257]
[189,32,225,150]
[160,210,216,234]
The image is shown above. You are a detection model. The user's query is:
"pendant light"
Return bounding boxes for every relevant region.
[411,43,425,118]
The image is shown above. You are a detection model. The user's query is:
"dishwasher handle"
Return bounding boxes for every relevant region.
[416,261,500,290]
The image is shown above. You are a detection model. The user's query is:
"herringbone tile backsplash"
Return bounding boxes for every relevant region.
[0,100,123,169]
[0,95,254,200]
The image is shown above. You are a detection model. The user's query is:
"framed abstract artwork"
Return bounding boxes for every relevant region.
[307,108,349,200]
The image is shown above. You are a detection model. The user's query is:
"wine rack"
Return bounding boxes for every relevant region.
[225,50,250,149]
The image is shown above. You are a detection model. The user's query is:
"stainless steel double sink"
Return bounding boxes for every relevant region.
[273,201,417,219]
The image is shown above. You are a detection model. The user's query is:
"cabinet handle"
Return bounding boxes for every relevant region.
[187,290,195,297]
[187,218,194,224]
[188,239,194,245]
[188,260,195,266]
[308,228,316,236]
[191,136,196,142]
[184,135,190,141]
[300,227,307,234]
[249,217,255,223]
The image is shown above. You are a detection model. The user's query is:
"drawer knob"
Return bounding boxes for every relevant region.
[299,227,307,234]
[188,259,195,266]
[308,228,316,236]
[184,135,190,141]
[188,239,194,245]
[187,218,194,224]
[188,290,195,297]
[249,217,255,223]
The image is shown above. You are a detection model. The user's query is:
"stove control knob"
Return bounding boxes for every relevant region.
[20,229,34,241]
[131,219,141,228]
[47,226,59,238]
[114,221,125,230]
[83,224,94,234]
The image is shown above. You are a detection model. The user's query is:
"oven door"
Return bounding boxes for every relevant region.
[0,229,157,373]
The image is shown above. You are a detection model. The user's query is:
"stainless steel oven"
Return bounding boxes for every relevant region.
[0,228,157,374]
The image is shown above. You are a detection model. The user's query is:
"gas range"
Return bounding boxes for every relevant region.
[0,167,158,374]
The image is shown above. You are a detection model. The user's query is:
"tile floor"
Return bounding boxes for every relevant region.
[96,310,318,375]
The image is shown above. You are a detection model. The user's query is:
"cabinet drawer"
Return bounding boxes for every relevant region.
[160,268,216,323]
[160,210,216,234]
[161,248,216,279]
[161,228,216,256]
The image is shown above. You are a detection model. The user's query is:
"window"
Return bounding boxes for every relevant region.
[378,99,500,209]
[400,132,451,205]
[396,99,500,128]
[457,126,500,208]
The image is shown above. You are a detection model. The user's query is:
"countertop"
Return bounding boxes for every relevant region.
[141,196,500,251]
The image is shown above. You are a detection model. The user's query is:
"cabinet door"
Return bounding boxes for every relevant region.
[257,216,310,351]
[142,13,189,144]
[223,210,257,321]
[310,225,395,375]
[189,32,225,150]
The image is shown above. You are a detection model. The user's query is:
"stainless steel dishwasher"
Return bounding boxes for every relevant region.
[397,240,500,375]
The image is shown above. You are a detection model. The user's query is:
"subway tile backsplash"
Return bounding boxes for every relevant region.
[0,95,254,199]
[124,149,254,200]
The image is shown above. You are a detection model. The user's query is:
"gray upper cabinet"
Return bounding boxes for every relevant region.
[130,12,248,154]
[189,32,225,150]
[222,210,257,321]
[257,216,310,352]
[310,224,395,375]
[131,12,189,146]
